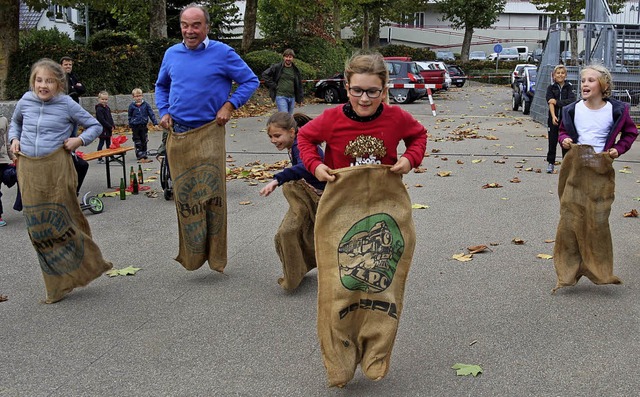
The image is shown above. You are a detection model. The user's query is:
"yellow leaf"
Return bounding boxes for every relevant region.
[412,203,430,209]
[537,253,553,260]
[437,171,452,177]
[619,169,633,174]
[472,159,484,163]
[452,253,473,262]
[239,201,252,205]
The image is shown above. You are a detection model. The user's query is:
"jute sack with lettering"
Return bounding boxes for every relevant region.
[166,121,227,271]
[315,165,415,387]
[553,144,620,292]
[17,148,112,303]
[274,180,321,290]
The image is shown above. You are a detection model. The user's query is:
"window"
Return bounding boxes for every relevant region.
[538,15,548,31]
[414,12,425,28]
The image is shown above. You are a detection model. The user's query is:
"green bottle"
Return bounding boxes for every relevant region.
[132,172,139,195]
[137,164,144,184]
[129,166,136,188]
[119,178,126,200]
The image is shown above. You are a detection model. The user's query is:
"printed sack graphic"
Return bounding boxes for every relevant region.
[274,180,321,290]
[17,148,112,303]
[315,165,415,387]
[553,144,621,291]
[167,121,227,271]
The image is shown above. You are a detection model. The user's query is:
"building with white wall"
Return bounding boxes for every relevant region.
[19,1,84,40]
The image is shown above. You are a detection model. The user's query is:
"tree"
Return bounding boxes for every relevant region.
[530,0,625,65]
[0,0,20,100]
[436,0,506,61]
[241,0,258,53]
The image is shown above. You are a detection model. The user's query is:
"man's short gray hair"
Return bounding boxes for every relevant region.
[181,3,210,25]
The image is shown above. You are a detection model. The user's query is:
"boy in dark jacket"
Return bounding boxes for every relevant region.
[95,91,116,163]
[128,88,158,163]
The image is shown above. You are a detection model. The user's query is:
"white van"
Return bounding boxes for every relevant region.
[510,46,530,61]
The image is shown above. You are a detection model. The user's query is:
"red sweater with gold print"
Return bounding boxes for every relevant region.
[297,103,427,174]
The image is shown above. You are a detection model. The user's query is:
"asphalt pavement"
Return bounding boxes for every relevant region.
[2,83,640,396]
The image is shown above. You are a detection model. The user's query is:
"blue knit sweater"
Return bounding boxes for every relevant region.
[155,40,259,129]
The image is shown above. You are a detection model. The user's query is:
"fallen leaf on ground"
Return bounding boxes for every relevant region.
[437,171,452,177]
[0,294,7,302]
[489,242,500,246]
[106,266,142,277]
[456,160,464,164]
[452,363,483,377]
[452,253,473,262]
[544,239,555,243]
[414,167,426,173]
[623,209,638,217]
[472,159,484,164]
[98,192,120,198]
[537,253,553,260]
[510,177,521,183]
[512,238,525,245]
[467,244,489,254]
[412,203,429,209]
[482,183,502,189]
[239,201,252,205]
[414,184,423,187]
[494,159,506,164]
[145,190,159,198]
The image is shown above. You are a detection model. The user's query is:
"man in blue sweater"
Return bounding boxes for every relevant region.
[155,4,259,132]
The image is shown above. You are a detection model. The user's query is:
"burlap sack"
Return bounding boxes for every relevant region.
[166,121,227,271]
[315,165,415,387]
[553,144,620,292]
[274,180,321,290]
[17,148,112,303]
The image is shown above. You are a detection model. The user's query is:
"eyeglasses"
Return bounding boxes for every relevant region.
[348,87,383,98]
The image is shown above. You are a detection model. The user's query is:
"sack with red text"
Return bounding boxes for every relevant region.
[274,180,321,290]
[17,148,113,303]
[315,165,415,387]
[166,121,227,271]
[553,144,620,292]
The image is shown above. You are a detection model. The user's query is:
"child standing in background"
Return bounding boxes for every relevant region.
[259,112,325,290]
[95,91,115,163]
[128,88,157,163]
[545,64,576,173]
[0,116,16,227]
[553,64,638,292]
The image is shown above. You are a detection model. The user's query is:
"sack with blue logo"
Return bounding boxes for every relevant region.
[17,148,112,303]
[315,165,415,387]
[166,121,227,271]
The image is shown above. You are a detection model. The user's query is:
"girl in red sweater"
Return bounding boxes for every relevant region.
[297,53,426,181]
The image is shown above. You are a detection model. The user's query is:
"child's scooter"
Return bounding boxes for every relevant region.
[80,191,104,214]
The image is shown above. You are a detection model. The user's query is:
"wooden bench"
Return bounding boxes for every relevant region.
[83,146,134,188]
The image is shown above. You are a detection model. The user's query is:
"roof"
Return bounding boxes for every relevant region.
[19,1,44,30]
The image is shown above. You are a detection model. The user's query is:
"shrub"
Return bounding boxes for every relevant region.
[244,50,283,78]
[378,44,435,61]
[295,37,351,78]
[89,30,140,51]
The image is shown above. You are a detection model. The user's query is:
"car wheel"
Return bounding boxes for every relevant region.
[323,87,340,104]
[522,96,531,115]
[390,89,410,104]
[512,93,520,111]
[455,82,464,87]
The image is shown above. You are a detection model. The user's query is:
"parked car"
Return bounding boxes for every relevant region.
[416,61,452,90]
[511,63,536,87]
[489,47,519,61]
[512,66,537,115]
[385,60,427,104]
[527,48,543,63]
[415,63,447,92]
[436,51,455,61]
[510,46,530,61]
[469,51,487,60]
[314,72,347,103]
[446,65,467,87]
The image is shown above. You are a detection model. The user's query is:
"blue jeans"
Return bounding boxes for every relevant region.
[275,96,295,115]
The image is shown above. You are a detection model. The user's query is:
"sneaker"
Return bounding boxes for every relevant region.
[546,163,554,173]
[97,159,105,164]
[0,219,6,227]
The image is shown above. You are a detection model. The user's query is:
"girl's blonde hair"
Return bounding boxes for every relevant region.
[29,58,67,95]
[581,64,613,99]
[344,52,389,88]
[266,112,313,133]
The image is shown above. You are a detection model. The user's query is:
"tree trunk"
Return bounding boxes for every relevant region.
[370,9,380,48]
[461,27,474,62]
[569,23,579,66]
[241,0,258,53]
[149,0,167,39]
[0,0,19,100]
[333,0,341,42]
[362,7,369,50]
